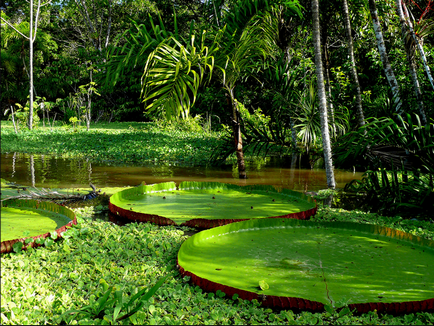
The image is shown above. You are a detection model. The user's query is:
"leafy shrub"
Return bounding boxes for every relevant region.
[334,114,434,218]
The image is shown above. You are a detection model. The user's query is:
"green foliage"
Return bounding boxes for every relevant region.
[154,115,211,133]
[61,275,169,324]
[0,121,223,166]
[334,114,434,218]
[8,101,40,131]
[141,30,220,119]
[345,167,433,219]
[69,117,81,130]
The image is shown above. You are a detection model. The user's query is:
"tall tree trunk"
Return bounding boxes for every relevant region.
[396,0,427,125]
[229,89,247,179]
[402,2,434,92]
[343,0,365,127]
[368,0,402,114]
[311,0,336,189]
[320,4,335,134]
[290,118,297,150]
[29,0,34,130]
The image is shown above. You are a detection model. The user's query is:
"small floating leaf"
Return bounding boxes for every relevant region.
[259,280,269,291]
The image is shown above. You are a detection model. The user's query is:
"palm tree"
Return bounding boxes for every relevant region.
[368,0,402,114]
[401,1,434,92]
[311,0,336,189]
[141,0,302,179]
[395,0,426,125]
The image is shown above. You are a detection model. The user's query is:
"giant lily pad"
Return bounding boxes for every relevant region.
[1,199,77,253]
[109,182,317,228]
[177,218,434,313]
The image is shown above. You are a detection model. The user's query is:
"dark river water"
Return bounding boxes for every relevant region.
[1,152,363,192]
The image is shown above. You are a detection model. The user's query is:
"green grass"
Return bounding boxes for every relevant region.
[0,121,224,166]
[1,204,433,325]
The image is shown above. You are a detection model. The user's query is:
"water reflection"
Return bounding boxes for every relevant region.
[1,152,363,192]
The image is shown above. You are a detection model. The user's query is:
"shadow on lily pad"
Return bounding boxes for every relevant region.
[177,218,434,314]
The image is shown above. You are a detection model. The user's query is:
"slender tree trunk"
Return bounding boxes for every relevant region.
[42,103,46,127]
[290,118,297,150]
[320,6,335,134]
[283,45,298,152]
[229,89,247,179]
[212,0,221,27]
[324,53,335,134]
[86,69,93,131]
[29,0,34,130]
[368,0,402,114]
[402,2,434,92]
[396,0,427,125]
[311,0,336,189]
[343,0,365,127]
[10,104,18,134]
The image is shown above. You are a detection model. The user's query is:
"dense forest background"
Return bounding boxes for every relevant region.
[2,0,433,123]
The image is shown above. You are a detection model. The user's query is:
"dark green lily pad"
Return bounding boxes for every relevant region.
[109,182,317,228]
[1,199,77,253]
[177,218,434,313]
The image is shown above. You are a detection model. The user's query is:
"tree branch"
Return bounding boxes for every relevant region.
[0,17,30,39]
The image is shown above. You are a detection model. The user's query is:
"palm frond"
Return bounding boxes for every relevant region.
[141,31,221,119]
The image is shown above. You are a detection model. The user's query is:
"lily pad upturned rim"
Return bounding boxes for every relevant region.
[1,199,77,254]
[109,181,317,229]
[177,218,434,314]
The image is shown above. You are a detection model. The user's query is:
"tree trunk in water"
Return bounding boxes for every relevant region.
[229,89,247,179]
[368,0,402,114]
[343,0,365,127]
[311,0,336,189]
[396,0,427,125]
[30,154,35,187]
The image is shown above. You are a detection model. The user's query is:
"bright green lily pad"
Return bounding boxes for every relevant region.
[1,206,71,242]
[109,182,316,225]
[1,199,76,251]
[178,218,434,308]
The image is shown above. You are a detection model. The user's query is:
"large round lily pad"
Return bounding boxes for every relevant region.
[1,199,77,253]
[177,218,434,313]
[109,182,317,228]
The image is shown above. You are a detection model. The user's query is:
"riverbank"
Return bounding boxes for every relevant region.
[0,121,225,166]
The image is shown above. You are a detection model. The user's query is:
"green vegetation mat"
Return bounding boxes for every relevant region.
[178,218,434,313]
[1,207,434,325]
[109,182,317,227]
[0,122,224,166]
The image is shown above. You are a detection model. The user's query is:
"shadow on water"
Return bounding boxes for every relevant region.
[1,152,363,193]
